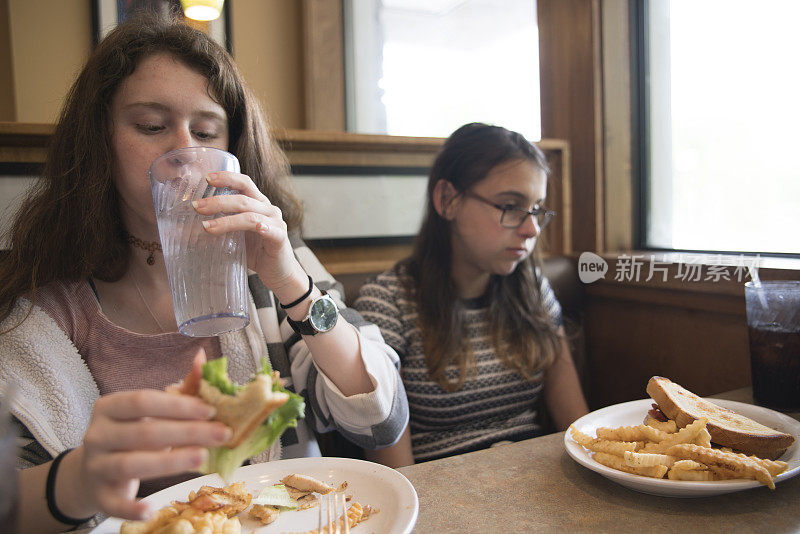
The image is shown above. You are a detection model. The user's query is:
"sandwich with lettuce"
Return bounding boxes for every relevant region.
[189,357,305,482]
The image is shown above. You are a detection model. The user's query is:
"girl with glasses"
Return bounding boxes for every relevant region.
[355,122,588,466]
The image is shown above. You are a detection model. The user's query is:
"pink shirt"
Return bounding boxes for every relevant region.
[30,280,224,494]
[33,279,222,395]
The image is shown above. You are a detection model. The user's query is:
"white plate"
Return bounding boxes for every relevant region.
[564,398,800,497]
[92,457,419,533]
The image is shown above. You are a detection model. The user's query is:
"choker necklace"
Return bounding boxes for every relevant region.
[130,270,167,333]
[124,232,162,265]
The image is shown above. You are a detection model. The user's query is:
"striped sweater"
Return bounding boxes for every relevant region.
[355,263,562,462]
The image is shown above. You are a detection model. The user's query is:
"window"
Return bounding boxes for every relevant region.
[344,0,541,140]
[639,0,800,255]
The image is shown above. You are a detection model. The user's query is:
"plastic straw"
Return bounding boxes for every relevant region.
[748,262,768,309]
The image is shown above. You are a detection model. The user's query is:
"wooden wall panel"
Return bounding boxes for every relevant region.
[231,0,305,130]
[582,255,800,409]
[584,292,751,409]
[538,0,604,254]
[0,0,15,121]
[6,0,92,123]
[301,0,345,130]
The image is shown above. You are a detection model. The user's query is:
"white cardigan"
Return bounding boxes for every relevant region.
[0,244,408,466]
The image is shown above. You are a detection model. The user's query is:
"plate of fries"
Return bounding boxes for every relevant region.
[564,399,800,497]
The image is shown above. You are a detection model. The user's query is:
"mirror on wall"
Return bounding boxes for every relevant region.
[344,0,542,140]
[93,0,231,51]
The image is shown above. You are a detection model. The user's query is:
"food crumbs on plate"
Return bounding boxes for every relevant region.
[119,474,379,533]
[119,482,248,534]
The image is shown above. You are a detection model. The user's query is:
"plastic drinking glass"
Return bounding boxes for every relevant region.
[150,147,250,337]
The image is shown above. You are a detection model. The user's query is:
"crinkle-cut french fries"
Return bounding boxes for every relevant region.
[693,428,712,448]
[712,449,790,477]
[642,418,709,454]
[643,414,677,434]
[668,468,714,481]
[570,426,638,456]
[294,502,372,534]
[671,459,707,471]
[638,441,665,454]
[623,451,675,468]
[594,452,669,478]
[597,424,670,443]
[667,443,776,489]
[120,483,246,534]
[120,507,241,534]
[708,465,743,480]
[570,410,790,489]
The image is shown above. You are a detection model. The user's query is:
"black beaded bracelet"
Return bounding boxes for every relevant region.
[279,274,313,309]
[46,448,95,526]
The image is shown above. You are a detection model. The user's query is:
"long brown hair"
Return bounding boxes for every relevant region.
[0,12,302,323]
[404,122,561,391]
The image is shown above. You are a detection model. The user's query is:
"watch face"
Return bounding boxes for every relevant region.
[309,295,338,332]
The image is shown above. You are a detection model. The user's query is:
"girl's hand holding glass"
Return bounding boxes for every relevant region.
[193,171,307,299]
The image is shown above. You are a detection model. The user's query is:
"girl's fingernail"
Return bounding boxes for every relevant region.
[215,426,233,444]
[206,173,217,182]
[193,448,209,467]
[257,222,269,235]
[191,200,199,209]
[202,220,213,230]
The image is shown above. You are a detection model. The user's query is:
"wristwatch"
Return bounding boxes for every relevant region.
[286,290,339,335]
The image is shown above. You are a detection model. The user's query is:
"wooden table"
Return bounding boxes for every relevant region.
[397,388,800,533]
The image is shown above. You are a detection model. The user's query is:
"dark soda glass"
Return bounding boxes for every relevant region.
[748,324,800,410]
[745,281,800,411]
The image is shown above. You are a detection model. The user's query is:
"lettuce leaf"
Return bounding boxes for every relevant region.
[251,484,299,509]
[199,357,306,482]
[201,357,241,396]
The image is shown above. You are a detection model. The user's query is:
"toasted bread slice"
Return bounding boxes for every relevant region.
[646,376,795,460]
[199,374,289,448]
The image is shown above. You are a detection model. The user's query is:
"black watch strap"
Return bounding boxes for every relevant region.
[286,290,338,336]
[287,315,319,336]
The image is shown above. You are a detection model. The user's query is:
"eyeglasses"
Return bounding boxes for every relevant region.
[462,190,557,230]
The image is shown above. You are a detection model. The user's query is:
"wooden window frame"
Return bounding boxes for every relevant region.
[302,0,607,255]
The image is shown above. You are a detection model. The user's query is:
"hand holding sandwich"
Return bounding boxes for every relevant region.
[21,345,304,532]
[19,350,232,529]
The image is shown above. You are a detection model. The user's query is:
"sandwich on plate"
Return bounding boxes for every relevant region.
[646,376,795,460]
